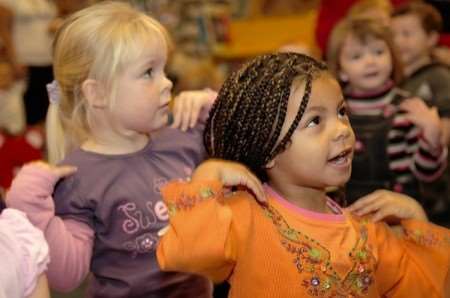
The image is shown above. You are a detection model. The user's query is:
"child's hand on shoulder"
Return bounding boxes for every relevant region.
[347,189,428,223]
[9,160,77,199]
[28,161,78,179]
[171,88,217,131]
[400,97,442,149]
[6,161,77,211]
[192,159,266,204]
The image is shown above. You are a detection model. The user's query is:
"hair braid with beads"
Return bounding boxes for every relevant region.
[204,52,328,181]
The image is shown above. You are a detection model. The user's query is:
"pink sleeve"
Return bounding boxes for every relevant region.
[6,164,94,292]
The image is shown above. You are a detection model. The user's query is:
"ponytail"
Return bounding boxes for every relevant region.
[45,100,67,165]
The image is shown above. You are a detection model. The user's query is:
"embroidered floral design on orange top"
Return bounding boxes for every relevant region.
[404,228,450,247]
[163,181,223,216]
[264,205,376,298]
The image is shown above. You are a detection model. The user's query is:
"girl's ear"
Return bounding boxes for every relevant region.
[265,159,276,169]
[81,79,107,108]
[427,31,439,48]
[338,71,349,83]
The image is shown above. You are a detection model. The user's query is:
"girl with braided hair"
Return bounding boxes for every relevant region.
[156,52,450,297]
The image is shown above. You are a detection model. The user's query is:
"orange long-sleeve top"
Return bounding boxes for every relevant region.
[157,181,450,298]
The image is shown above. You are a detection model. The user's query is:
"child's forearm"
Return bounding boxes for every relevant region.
[6,164,93,291]
[411,137,447,182]
[44,218,93,292]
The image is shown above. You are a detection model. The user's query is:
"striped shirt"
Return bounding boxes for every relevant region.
[347,87,447,185]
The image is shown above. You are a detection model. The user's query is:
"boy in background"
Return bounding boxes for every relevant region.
[392,2,450,225]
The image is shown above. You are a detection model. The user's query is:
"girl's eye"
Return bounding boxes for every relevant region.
[144,68,153,78]
[306,116,320,128]
[338,106,348,118]
[374,48,385,56]
[350,53,361,60]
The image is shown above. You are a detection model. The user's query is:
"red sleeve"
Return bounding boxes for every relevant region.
[315,0,357,55]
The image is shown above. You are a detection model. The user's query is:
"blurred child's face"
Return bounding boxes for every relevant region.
[339,34,393,93]
[269,74,355,189]
[392,14,433,67]
[110,35,173,137]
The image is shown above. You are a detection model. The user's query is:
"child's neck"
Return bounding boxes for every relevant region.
[345,80,394,98]
[404,55,432,77]
[267,181,329,213]
[82,133,150,155]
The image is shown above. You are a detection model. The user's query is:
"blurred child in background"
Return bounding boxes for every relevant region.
[327,17,448,221]
[392,2,450,224]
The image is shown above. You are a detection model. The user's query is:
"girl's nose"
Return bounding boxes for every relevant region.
[163,75,173,92]
[365,54,376,65]
[333,121,352,142]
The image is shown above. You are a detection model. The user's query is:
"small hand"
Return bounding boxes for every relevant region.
[192,159,266,204]
[171,89,217,131]
[399,97,442,148]
[347,189,428,223]
[28,161,77,180]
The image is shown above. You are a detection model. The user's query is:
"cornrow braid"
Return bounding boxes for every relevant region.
[204,52,327,181]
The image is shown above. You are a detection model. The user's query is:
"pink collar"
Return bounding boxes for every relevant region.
[265,185,345,222]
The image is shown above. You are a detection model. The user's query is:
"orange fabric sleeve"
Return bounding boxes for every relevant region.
[373,220,450,297]
[156,180,247,283]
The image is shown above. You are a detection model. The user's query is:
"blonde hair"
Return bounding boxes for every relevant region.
[326,17,403,86]
[46,1,171,164]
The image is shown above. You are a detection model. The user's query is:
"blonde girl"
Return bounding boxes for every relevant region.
[7,2,216,297]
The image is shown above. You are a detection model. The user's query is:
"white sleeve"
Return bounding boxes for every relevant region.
[0,208,50,298]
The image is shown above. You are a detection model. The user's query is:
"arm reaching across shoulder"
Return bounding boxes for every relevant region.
[171,88,217,131]
[157,159,264,281]
[348,190,428,223]
[6,162,94,292]
[191,159,266,203]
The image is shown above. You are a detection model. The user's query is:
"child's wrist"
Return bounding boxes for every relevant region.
[191,159,222,182]
[420,131,443,156]
[407,199,428,222]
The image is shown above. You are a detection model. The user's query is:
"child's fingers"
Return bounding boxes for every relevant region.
[181,99,194,131]
[171,96,183,128]
[242,173,266,203]
[350,194,386,217]
[353,200,384,217]
[371,207,393,222]
[53,165,77,178]
[189,101,201,128]
[222,167,266,203]
[347,191,380,212]
[28,160,51,170]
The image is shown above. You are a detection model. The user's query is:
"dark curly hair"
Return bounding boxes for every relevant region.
[204,52,328,181]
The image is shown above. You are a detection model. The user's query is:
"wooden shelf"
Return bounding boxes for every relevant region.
[212,10,318,59]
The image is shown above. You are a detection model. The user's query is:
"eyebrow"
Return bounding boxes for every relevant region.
[304,99,345,113]
[139,59,155,68]
[305,106,326,113]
